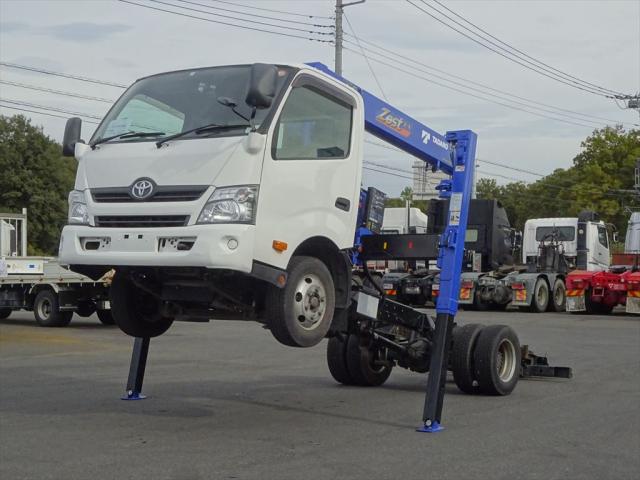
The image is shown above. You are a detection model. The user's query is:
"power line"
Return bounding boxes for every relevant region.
[174,0,334,28]
[342,33,635,127]
[407,0,622,99]
[343,13,388,101]
[208,0,333,20]
[0,99,103,120]
[431,0,625,97]
[344,46,600,129]
[0,62,127,88]
[0,103,99,124]
[343,40,612,127]
[118,0,334,43]
[0,80,114,103]
[148,0,333,36]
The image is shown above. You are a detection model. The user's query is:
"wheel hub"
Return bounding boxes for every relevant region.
[496,338,517,382]
[294,274,326,331]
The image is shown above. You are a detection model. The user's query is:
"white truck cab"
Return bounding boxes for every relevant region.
[59,63,364,346]
[521,216,610,271]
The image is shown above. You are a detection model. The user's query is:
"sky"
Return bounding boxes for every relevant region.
[0,0,638,196]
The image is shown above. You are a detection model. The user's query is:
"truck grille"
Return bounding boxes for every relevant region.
[94,215,189,228]
[91,186,207,203]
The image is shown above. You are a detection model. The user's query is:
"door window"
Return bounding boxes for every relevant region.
[597,226,609,248]
[273,85,352,160]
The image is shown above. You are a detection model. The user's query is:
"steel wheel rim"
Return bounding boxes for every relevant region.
[293,273,327,331]
[496,338,517,382]
[554,284,564,305]
[537,283,548,307]
[38,298,52,320]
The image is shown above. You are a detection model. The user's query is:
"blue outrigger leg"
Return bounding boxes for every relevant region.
[308,63,478,432]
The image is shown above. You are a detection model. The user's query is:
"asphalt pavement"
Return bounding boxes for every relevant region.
[1,308,639,480]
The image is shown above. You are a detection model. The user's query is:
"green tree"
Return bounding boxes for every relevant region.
[0,115,76,255]
[477,127,639,235]
[400,186,413,202]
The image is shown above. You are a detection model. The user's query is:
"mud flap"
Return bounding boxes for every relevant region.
[566,295,586,312]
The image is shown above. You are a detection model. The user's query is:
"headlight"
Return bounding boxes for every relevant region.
[197,185,258,224]
[68,190,89,225]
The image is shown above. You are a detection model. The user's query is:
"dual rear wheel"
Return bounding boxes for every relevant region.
[327,334,393,387]
[451,323,520,395]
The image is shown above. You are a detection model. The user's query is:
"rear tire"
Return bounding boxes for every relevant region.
[451,323,484,394]
[110,273,173,338]
[528,278,549,313]
[0,308,11,319]
[33,290,72,327]
[473,325,520,395]
[266,256,335,348]
[75,301,96,318]
[326,335,356,385]
[96,309,115,325]
[549,279,566,312]
[345,334,392,387]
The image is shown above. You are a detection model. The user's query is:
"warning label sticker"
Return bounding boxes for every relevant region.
[449,192,463,226]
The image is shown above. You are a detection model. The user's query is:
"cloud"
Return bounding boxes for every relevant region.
[0,21,30,33]
[39,22,131,42]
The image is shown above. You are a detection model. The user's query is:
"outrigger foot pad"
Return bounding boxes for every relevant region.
[416,421,444,433]
[122,390,147,400]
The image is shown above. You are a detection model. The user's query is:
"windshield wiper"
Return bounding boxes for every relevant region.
[155,123,250,148]
[91,131,165,149]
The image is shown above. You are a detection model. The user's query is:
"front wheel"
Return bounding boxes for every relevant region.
[110,272,173,338]
[0,308,11,319]
[266,256,335,348]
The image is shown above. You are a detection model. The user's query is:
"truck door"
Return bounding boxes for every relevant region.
[254,74,361,269]
[592,224,611,269]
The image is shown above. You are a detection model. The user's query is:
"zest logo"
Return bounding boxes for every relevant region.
[376,108,411,138]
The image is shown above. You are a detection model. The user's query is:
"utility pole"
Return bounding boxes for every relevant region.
[334,0,366,75]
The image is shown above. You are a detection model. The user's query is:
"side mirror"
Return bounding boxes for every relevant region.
[62,117,83,157]
[245,63,278,109]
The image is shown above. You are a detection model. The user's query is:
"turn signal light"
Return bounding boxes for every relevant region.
[511,282,525,290]
[272,240,288,252]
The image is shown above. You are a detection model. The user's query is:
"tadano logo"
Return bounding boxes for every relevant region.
[422,130,448,149]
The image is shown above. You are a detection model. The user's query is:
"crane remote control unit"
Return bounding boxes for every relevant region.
[59,62,571,432]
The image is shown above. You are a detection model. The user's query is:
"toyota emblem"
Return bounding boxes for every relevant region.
[130,178,155,200]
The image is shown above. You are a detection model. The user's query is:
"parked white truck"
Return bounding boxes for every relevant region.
[0,210,113,326]
[459,212,610,312]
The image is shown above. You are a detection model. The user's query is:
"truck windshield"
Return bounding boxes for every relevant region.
[91,65,292,144]
[535,226,575,241]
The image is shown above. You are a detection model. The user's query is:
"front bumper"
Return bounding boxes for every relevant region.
[59,224,255,272]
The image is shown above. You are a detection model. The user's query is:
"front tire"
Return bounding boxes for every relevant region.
[110,273,173,338]
[33,290,72,327]
[0,308,11,319]
[266,256,335,348]
[473,325,520,395]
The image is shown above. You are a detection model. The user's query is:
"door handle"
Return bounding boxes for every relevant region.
[335,197,350,212]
